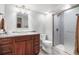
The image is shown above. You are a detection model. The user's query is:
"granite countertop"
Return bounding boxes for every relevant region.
[0,32,40,38]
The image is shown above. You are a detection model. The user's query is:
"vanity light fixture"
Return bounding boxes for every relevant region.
[15,5,31,14]
[15,5,46,15]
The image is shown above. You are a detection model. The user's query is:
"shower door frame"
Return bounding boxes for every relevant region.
[52,13,64,46]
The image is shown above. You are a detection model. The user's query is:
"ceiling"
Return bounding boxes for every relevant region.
[16,4,78,14]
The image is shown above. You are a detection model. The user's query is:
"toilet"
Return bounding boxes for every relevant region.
[40,34,52,54]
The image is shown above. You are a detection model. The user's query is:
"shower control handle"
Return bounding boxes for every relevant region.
[56,28,59,31]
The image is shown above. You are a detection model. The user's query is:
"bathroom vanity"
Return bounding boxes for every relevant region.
[0,33,40,55]
[0,6,40,55]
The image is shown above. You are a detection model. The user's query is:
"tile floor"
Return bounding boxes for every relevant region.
[39,44,71,55]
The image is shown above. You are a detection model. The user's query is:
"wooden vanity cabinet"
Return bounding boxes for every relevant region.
[0,34,40,55]
[0,38,14,55]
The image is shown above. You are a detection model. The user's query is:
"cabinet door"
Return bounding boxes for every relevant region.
[25,39,33,55]
[0,38,13,55]
[15,41,26,55]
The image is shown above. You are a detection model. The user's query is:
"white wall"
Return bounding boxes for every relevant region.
[5,4,17,32]
[0,4,5,14]
[45,14,53,41]
[64,7,79,54]
[29,12,53,41]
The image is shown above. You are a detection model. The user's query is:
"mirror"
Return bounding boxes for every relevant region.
[0,17,4,30]
[17,12,28,28]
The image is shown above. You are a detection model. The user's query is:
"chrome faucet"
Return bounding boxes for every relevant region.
[3,29,7,34]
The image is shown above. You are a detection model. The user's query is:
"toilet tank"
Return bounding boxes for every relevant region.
[40,34,47,40]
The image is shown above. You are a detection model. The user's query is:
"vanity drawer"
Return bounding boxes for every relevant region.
[0,39,12,45]
[0,44,12,54]
[15,36,30,42]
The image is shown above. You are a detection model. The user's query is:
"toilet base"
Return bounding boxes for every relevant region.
[41,40,52,54]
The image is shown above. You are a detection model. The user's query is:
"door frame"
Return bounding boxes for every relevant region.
[75,14,79,54]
